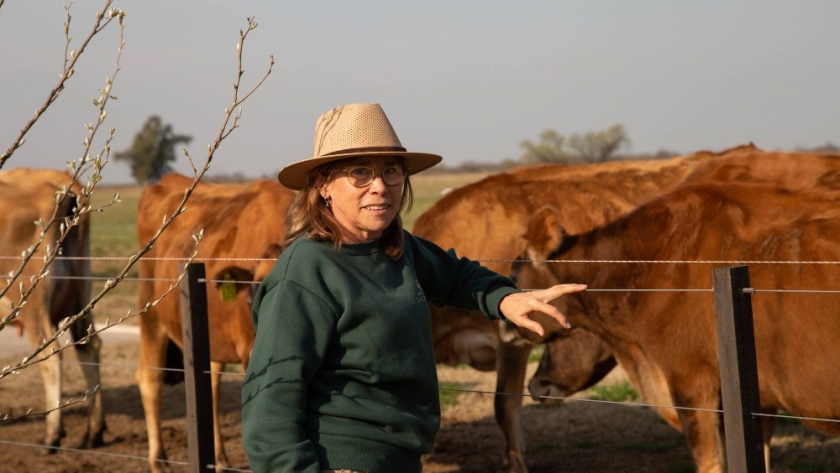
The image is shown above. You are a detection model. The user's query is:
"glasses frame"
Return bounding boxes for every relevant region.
[332,164,407,188]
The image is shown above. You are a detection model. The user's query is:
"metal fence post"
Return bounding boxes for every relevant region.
[712,265,765,473]
[180,262,215,472]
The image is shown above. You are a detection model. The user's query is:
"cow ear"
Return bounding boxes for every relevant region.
[212,266,255,302]
[525,205,567,258]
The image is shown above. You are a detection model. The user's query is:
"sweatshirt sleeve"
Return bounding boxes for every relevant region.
[406,232,519,319]
[241,280,336,473]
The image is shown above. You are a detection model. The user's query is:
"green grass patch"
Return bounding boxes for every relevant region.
[775,410,800,426]
[528,344,545,363]
[438,381,464,410]
[665,460,696,473]
[531,441,557,452]
[619,440,682,454]
[789,458,834,473]
[572,439,597,449]
[403,172,488,230]
[587,380,639,402]
[89,185,142,278]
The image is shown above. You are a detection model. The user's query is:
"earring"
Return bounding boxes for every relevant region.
[325,197,331,208]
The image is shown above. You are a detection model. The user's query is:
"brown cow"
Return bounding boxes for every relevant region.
[0,168,104,451]
[412,151,712,471]
[528,147,840,402]
[135,173,293,472]
[512,181,840,473]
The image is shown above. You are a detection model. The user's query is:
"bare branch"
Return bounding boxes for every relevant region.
[0,385,101,422]
[1,8,126,334]
[1,17,274,382]
[0,0,124,168]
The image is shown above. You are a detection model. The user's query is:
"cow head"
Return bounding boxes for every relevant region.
[509,205,582,342]
[510,205,618,404]
[528,328,616,405]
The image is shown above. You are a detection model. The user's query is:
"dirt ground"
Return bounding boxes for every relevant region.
[2,340,839,473]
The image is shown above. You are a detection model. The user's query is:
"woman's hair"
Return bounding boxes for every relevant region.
[283,157,414,260]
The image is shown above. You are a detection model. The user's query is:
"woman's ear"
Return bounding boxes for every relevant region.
[316,176,329,200]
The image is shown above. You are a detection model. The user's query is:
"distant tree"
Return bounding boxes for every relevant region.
[616,149,680,161]
[500,158,519,169]
[566,124,630,163]
[519,129,568,164]
[652,149,680,159]
[206,172,249,183]
[799,142,840,154]
[424,160,507,174]
[114,115,192,184]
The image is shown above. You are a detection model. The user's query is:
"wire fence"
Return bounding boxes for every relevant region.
[2,255,840,472]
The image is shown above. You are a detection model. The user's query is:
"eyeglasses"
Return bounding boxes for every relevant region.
[334,165,407,188]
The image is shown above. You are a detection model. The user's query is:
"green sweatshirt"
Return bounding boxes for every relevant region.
[241,230,518,473]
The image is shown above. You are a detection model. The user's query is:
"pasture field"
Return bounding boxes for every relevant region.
[85,172,488,324]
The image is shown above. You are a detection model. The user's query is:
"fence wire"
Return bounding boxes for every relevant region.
[5,254,840,265]
[4,354,840,428]
[0,438,188,467]
[3,252,840,469]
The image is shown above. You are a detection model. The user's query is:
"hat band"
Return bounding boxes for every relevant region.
[321,146,407,157]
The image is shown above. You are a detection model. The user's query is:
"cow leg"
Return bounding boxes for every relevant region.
[73,332,106,448]
[494,325,535,473]
[682,389,774,473]
[210,361,230,472]
[674,389,726,473]
[35,349,64,453]
[136,322,170,473]
[23,316,66,454]
[686,410,726,473]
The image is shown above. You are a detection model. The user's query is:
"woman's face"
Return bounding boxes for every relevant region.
[319,155,405,243]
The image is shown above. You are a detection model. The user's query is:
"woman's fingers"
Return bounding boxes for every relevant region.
[528,298,571,329]
[534,283,587,328]
[516,314,547,338]
[539,283,588,303]
[500,283,587,337]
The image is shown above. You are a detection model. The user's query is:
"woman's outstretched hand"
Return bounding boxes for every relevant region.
[499,284,587,337]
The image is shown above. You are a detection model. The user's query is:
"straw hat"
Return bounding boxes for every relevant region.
[277,103,442,190]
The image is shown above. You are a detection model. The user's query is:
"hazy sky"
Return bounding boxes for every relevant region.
[1,1,838,184]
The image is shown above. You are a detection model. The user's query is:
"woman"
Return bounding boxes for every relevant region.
[241,103,586,473]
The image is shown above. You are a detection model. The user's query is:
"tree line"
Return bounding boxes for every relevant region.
[116,116,839,184]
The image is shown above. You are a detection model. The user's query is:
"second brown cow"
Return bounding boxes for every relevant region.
[135,173,294,473]
[513,180,840,473]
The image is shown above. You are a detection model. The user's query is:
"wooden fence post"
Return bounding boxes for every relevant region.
[712,265,765,473]
[180,262,215,473]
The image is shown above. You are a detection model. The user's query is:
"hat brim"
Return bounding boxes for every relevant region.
[277,151,442,191]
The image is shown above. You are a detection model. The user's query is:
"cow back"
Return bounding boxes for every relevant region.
[136,173,295,362]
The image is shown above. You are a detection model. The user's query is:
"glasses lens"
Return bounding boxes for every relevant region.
[383,166,405,186]
[343,166,405,187]
[346,167,375,187]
